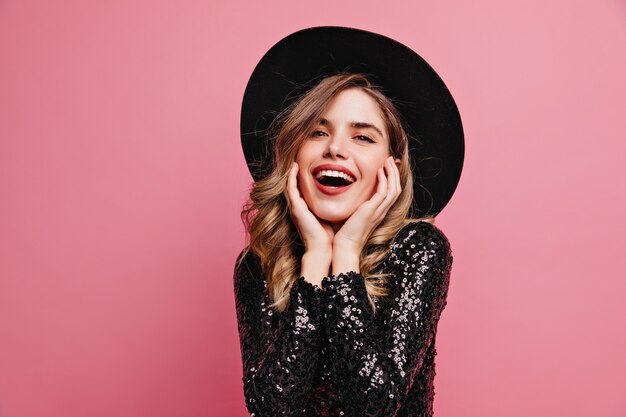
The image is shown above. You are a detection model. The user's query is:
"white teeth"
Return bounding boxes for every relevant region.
[315,170,355,183]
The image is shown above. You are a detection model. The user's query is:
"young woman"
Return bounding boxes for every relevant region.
[235,27,464,417]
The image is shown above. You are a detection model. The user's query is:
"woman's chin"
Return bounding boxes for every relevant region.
[311,208,353,224]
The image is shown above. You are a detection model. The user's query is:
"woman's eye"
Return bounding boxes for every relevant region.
[311,130,327,137]
[356,135,375,143]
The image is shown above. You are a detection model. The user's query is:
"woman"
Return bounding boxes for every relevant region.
[235,27,464,417]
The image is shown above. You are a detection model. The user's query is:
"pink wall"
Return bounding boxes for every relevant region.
[1,0,625,416]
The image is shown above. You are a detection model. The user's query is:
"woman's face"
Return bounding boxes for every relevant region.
[295,88,391,227]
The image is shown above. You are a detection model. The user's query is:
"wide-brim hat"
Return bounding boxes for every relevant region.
[240,26,464,217]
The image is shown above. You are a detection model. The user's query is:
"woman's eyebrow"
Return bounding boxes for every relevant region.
[352,121,384,137]
[318,118,384,137]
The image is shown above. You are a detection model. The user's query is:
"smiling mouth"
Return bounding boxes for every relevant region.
[314,170,356,188]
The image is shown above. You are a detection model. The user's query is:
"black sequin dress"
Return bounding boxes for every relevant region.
[233,221,453,417]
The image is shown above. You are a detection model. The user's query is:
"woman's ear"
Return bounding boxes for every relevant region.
[394,158,401,167]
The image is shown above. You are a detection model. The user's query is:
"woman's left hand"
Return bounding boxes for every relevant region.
[333,156,401,262]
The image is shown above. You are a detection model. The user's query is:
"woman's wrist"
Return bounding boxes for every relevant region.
[300,250,332,286]
[331,245,361,276]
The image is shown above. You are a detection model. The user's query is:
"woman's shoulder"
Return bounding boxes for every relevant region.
[233,247,264,289]
[394,219,451,249]
[235,246,258,268]
[389,219,453,269]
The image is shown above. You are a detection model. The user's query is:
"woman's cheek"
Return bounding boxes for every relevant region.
[297,173,313,203]
[365,177,378,199]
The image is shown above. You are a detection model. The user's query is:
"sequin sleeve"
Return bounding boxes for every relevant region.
[321,222,453,417]
[233,249,324,417]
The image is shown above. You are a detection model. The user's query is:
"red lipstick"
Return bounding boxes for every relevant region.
[312,164,356,196]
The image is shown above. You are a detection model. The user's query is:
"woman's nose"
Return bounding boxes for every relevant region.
[324,134,347,159]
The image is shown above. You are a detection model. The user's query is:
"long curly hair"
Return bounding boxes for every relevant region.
[240,73,433,313]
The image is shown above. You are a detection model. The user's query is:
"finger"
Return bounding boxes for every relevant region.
[385,158,398,199]
[284,162,297,206]
[393,157,402,195]
[355,171,382,224]
[374,158,401,219]
[384,157,401,205]
[287,162,314,215]
[285,163,307,212]
[387,157,400,194]
[355,167,386,219]
[368,167,388,209]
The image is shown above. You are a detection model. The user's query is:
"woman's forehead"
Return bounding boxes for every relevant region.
[317,89,386,130]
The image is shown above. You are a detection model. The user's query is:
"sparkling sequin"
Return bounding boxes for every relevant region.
[233,221,453,417]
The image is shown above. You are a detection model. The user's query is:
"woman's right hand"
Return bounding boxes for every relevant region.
[284,162,334,256]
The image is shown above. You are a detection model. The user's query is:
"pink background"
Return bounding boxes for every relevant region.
[1,0,625,416]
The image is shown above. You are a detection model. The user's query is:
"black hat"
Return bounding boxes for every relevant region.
[240,26,464,217]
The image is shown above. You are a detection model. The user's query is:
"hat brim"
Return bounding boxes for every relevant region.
[240,26,464,216]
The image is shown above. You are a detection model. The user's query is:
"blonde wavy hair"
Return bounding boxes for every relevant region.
[240,73,433,313]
